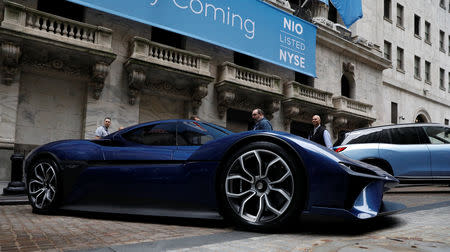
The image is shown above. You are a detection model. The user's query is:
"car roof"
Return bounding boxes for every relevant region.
[347,123,447,134]
[106,119,232,138]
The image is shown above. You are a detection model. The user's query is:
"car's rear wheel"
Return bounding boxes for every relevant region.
[219,141,304,231]
[27,158,61,213]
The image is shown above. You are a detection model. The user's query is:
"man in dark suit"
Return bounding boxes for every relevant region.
[309,115,332,149]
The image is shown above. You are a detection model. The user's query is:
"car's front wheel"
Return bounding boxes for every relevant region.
[27,158,61,213]
[219,141,304,231]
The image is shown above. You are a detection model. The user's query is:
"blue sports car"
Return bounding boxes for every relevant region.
[25,119,403,231]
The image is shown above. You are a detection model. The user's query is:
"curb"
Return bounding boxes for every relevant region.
[0,195,29,205]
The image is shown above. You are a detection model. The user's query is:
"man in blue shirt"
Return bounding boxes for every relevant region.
[251,108,273,131]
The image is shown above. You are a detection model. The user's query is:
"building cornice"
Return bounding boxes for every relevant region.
[315,19,391,71]
[383,80,450,108]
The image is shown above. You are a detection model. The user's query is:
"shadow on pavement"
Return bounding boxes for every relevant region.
[56,209,230,229]
[51,209,405,236]
[289,215,406,236]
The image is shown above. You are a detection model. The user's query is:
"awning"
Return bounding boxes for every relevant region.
[68,0,317,77]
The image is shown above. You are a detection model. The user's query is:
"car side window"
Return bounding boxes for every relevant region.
[123,123,177,146]
[338,129,381,145]
[177,121,226,146]
[380,127,421,144]
[424,126,450,144]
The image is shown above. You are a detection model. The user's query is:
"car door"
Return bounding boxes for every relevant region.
[171,121,225,209]
[423,126,450,181]
[97,122,178,207]
[378,127,430,179]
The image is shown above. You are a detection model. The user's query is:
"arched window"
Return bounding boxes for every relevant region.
[415,114,428,123]
[414,109,431,123]
[341,74,355,99]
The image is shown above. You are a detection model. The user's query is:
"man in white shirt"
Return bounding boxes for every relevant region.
[95,117,111,139]
[308,115,333,149]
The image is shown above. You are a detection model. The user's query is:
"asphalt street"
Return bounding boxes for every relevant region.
[0,184,449,252]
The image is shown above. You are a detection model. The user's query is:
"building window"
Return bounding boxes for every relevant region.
[384,0,391,20]
[384,41,392,60]
[397,47,404,71]
[391,102,398,124]
[151,27,185,49]
[440,0,446,9]
[341,75,352,98]
[424,21,431,43]
[448,35,450,54]
[425,61,431,83]
[295,72,314,87]
[445,119,449,125]
[414,56,421,79]
[414,15,421,37]
[440,68,446,90]
[234,52,258,70]
[37,0,85,22]
[396,4,404,27]
[439,30,445,52]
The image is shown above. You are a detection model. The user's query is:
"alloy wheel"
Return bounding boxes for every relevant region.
[28,162,57,209]
[225,149,294,223]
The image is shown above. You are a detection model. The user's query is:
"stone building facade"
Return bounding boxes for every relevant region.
[353,0,450,125]
[0,0,448,181]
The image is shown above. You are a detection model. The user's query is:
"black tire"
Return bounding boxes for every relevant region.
[26,158,61,214]
[218,141,305,231]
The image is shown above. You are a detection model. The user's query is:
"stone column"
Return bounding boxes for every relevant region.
[83,59,139,140]
[311,0,329,18]
[0,43,21,181]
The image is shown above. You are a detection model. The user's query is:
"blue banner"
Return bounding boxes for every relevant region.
[330,0,363,28]
[68,0,316,77]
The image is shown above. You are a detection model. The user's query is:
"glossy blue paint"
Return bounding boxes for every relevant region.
[350,181,383,219]
[25,119,402,223]
[378,143,430,177]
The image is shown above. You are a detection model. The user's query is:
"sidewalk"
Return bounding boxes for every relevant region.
[0,181,29,205]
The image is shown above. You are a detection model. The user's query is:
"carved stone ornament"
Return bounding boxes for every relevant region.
[265,100,281,120]
[282,105,300,128]
[127,69,146,105]
[192,84,208,114]
[332,116,348,136]
[343,62,355,75]
[22,55,84,76]
[265,0,293,12]
[91,62,110,100]
[1,42,21,85]
[217,89,236,118]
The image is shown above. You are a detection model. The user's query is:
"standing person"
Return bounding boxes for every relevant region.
[309,115,332,149]
[95,117,111,139]
[190,115,201,121]
[251,108,273,131]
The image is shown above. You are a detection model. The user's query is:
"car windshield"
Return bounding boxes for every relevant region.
[118,121,232,146]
